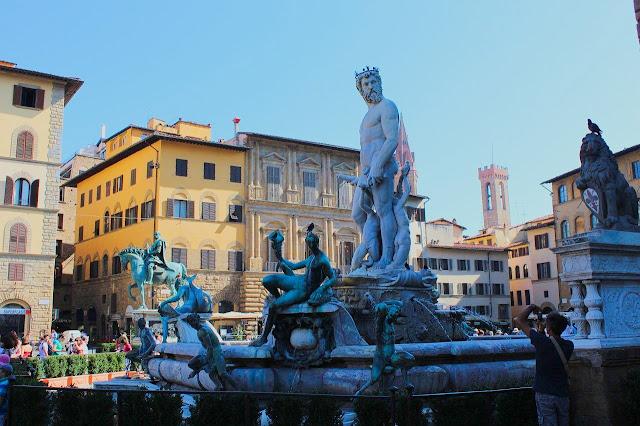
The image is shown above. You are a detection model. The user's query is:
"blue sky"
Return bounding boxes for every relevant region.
[4,1,640,233]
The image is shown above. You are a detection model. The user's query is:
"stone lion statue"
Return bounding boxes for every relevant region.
[576,133,639,231]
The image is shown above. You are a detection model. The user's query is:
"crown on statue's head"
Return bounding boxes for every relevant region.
[355,66,379,80]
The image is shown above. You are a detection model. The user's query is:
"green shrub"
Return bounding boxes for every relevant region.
[189,394,260,426]
[51,389,114,426]
[87,354,110,374]
[118,390,148,426]
[267,395,305,426]
[430,393,494,426]
[147,392,183,426]
[396,392,427,426]
[9,385,50,426]
[354,396,392,426]
[304,396,343,426]
[66,355,88,376]
[43,355,68,378]
[107,352,125,371]
[97,343,116,353]
[494,389,537,426]
[118,390,184,426]
[620,369,640,425]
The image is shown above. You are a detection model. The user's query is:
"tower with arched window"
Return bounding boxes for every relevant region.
[478,164,511,229]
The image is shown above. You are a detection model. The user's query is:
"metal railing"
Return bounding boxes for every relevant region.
[7,384,535,426]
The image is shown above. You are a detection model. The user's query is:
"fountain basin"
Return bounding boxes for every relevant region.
[149,338,535,394]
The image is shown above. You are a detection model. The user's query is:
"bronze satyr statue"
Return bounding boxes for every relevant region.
[185,313,237,390]
[576,129,639,232]
[250,224,335,347]
[355,300,415,396]
[158,274,213,343]
[125,317,156,374]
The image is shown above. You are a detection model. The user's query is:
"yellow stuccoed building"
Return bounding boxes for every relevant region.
[0,60,82,338]
[65,118,249,337]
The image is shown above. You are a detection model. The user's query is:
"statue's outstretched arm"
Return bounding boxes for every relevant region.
[282,258,308,270]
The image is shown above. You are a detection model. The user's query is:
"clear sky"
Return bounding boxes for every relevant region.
[4,1,640,233]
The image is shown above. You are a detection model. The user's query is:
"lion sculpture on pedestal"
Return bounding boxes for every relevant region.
[576,132,639,232]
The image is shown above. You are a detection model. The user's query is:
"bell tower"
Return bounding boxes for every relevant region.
[478,164,510,229]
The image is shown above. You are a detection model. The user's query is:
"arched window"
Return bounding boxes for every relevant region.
[102,254,109,277]
[9,223,27,253]
[13,178,30,206]
[499,182,506,209]
[590,214,598,230]
[104,211,110,234]
[561,220,570,239]
[16,131,34,160]
[218,300,234,313]
[112,256,122,275]
[508,266,512,280]
[486,183,493,210]
[572,180,580,199]
[515,265,521,279]
[523,264,529,278]
[558,185,568,204]
[575,216,585,234]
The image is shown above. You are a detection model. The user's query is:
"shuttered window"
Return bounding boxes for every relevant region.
[147,161,154,178]
[204,163,215,180]
[303,171,318,205]
[230,166,242,183]
[176,159,188,177]
[75,264,84,281]
[111,212,123,231]
[103,212,110,233]
[13,85,44,109]
[228,250,244,271]
[3,177,13,205]
[90,260,99,279]
[112,256,122,274]
[15,131,34,160]
[125,206,138,226]
[9,223,27,253]
[130,169,137,186]
[78,226,84,242]
[106,181,111,196]
[94,220,100,237]
[8,263,24,281]
[167,199,193,219]
[201,202,216,221]
[102,255,109,277]
[171,248,188,266]
[201,249,216,269]
[141,200,155,221]
[96,185,101,200]
[266,166,282,201]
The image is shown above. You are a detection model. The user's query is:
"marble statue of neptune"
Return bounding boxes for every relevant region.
[352,67,400,270]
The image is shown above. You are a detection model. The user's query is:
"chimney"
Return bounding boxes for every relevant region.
[233,117,241,134]
[0,60,17,68]
[100,124,106,140]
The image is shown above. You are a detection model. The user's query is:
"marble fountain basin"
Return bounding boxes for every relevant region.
[148,337,535,395]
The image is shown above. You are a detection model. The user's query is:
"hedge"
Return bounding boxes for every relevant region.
[13,352,126,380]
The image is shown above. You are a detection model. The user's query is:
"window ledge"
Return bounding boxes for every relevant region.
[0,204,57,213]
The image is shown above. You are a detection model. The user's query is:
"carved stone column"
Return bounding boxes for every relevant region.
[583,279,605,339]
[569,280,589,339]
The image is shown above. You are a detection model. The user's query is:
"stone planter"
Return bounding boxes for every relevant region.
[41,371,135,388]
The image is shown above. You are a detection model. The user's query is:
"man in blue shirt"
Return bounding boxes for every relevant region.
[515,304,574,426]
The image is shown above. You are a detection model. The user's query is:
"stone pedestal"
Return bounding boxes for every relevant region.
[554,230,640,341]
[554,230,640,425]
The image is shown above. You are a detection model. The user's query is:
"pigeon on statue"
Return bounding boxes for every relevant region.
[588,119,602,136]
